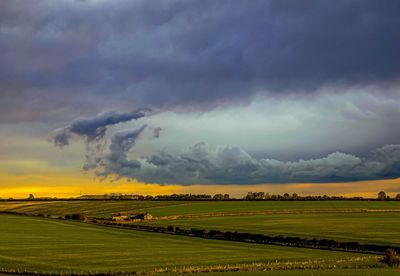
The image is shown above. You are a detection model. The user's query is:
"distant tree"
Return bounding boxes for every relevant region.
[223,194,230,200]
[396,194,400,200]
[254,192,265,200]
[213,194,224,200]
[28,194,35,200]
[245,192,267,200]
[283,193,290,199]
[292,193,298,199]
[378,191,387,201]
[245,192,255,200]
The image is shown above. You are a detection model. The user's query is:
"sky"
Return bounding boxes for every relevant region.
[1,0,400,198]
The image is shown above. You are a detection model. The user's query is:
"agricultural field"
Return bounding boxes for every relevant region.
[1,200,400,218]
[0,200,183,218]
[194,269,400,276]
[1,200,399,275]
[1,200,400,247]
[143,212,400,247]
[136,200,400,217]
[0,213,379,274]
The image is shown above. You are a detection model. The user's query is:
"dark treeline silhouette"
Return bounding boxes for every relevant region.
[81,193,214,200]
[2,191,400,201]
[243,191,400,201]
[0,193,214,201]
[96,220,400,255]
[64,213,87,221]
[150,194,212,200]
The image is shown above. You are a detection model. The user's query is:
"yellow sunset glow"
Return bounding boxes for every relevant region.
[1,168,399,199]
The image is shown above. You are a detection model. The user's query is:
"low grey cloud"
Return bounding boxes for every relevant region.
[1,0,400,122]
[76,135,400,184]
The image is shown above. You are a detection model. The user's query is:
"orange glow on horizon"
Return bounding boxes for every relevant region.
[1,170,400,199]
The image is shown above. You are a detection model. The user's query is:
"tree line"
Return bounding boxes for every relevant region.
[3,191,400,201]
[244,191,400,201]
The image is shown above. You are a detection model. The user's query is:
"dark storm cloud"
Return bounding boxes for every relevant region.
[90,142,400,185]
[93,125,147,179]
[49,109,150,147]
[1,0,400,122]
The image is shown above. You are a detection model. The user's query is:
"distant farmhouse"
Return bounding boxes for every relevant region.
[112,212,153,222]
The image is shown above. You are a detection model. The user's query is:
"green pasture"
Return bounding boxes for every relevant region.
[0,200,182,218]
[143,212,400,246]
[0,214,374,274]
[193,269,400,276]
[1,200,400,218]
[138,200,400,217]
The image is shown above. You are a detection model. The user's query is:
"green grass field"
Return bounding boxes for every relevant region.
[1,201,400,275]
[1,200,400,218]
[137,200,400,217]
[0,200,183,218]
[0,214,377,274]
[192,269,400,276]
[142,212,400,246]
